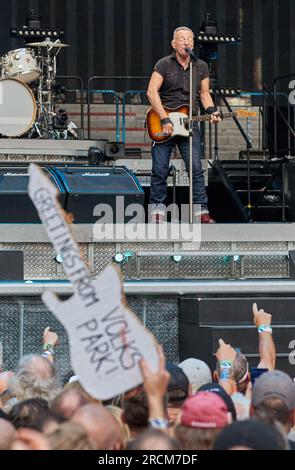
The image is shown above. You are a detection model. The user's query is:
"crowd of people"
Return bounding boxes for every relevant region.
[0,302,294,451]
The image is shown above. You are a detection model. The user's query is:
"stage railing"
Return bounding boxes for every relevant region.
[273,73,295,157]
[87,76,149,142]
[122,90,147,144]
[87,76,120,141]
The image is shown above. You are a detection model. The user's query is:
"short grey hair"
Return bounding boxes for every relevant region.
[9,354,61,405]
[173,26,195,39]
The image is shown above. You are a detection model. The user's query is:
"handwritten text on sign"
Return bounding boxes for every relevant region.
[28,164,158,400]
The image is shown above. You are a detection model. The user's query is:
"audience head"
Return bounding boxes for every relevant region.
[178,358,212,394]
[72,404,122,450]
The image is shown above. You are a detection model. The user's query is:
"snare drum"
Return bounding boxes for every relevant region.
[0,78,37,137]
[0,48,40,83]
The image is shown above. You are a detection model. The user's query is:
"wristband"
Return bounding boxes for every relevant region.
[219,360,233,369]
[149,418,169,429]
[258,325,272,334]
[41,350,54,359]
[220,369,234,380]
[42,343,55,355]
[160,117,172,126]
[206,106,218,115]
[219,360,234,380]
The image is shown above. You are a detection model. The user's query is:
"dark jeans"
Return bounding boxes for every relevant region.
[150,123,208,211]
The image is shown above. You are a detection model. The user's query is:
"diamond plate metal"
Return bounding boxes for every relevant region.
[145,298,179,363]
[122,242,174,252]
[0,239,291,280]
[199,242,232,252]
[243,256,288,278]
[138,257,174,279]
[236,242,288,252]
[178,256,232,279]
[2,243,60,280]
[93,244,116,275]
[0,298,21,371]
[126,296,145,322]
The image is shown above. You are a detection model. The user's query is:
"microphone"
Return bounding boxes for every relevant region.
[185,47,197,62]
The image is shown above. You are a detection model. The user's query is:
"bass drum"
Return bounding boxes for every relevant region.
[0,78,37,137]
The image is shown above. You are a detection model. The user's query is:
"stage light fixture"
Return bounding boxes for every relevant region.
[197,33,240,44]
[114,253,124,263]
[172,254,182,263]
[11,27,64,40]
[54,254,63,264]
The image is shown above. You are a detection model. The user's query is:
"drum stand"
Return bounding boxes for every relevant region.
[31,43,60,139]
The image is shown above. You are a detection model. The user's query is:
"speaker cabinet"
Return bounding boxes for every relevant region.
[50,165,144,223]
[0,166,65,223]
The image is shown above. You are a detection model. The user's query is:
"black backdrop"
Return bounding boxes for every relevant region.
[0,0,294,92]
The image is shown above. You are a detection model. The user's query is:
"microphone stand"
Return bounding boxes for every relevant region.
[185,48,197,225]
[189,58,194,224]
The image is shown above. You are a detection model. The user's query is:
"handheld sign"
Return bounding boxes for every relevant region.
[28,163,159,400]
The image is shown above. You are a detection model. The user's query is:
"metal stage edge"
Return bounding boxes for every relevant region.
[1,223,295,243]
[1,279,295,296]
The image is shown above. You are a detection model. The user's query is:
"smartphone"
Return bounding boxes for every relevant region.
[250,367,268,385]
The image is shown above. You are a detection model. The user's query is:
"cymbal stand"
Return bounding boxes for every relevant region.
[34,43,60,138]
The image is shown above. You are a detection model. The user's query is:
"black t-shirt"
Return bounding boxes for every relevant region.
[154,52,209,109]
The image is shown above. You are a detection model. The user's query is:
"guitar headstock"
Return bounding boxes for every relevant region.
[235,109,257,118]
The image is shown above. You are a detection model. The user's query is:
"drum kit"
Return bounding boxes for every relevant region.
[0,39,69,139]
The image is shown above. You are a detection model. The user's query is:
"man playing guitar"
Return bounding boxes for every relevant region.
[147,26,220,223]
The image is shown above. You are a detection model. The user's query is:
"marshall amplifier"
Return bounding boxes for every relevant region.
[0,166,66,223]
[49,166,145,223]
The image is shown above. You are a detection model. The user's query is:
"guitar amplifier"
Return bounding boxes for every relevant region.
[0,166,65,223]
[49,166,145,223]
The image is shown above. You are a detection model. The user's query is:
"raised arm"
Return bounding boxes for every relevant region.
[253,303,276,370]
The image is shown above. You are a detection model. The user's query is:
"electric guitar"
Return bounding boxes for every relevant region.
[146,105,257,143]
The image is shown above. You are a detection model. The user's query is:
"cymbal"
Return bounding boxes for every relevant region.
[27,41,69,48]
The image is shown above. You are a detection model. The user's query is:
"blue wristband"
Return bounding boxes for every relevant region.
[258,325,272,334]
[149,418,168,429]
[219,360,233,369]
[220,369,233,380]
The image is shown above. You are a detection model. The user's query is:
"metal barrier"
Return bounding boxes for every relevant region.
[273,73,295,157]
[55,75,85,138]
[87,77,120,141]
[122,90,147,144]
[87,76,149,142]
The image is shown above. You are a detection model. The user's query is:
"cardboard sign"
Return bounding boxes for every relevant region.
[28,164,159,400]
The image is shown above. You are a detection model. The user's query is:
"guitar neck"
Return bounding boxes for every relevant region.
[192,112,235,122]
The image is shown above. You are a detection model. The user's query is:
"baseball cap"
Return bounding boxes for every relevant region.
[199,382,237,421]
[213,419,286,450]
[181,391,229,429]
[166,363,189,402]
[252,369,295,410]
[178,358,212,393]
